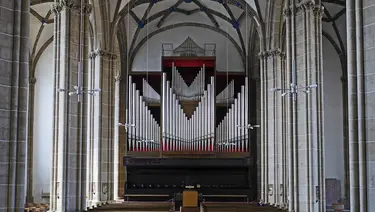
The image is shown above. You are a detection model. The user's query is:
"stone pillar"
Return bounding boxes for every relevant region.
[50,1,91,211]
[284,1,325,211]
[87,49,117,206]
[26,76,37,203]
[116,24,129,200]
[259,49,287,207]
[347,0,375,211]
[0,0,29,210]
[114,73,127,201]
[259,51,267,203]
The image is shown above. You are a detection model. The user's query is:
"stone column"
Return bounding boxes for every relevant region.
[0,0,29,211]
[26,76,37,203]
[346,0,375,211]
[284,1,325,211]
[259,51,267,203]
[87,49,117,206]
[116,25,129,200]
[114,73,127,200]
[260,49,286,207]
[50,1,91,211]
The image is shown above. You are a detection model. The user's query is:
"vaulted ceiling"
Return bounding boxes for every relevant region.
[116,0,265,57]
[29,0,347,69]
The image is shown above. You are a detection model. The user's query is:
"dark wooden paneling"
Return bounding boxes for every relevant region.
[123,157,253,167]
[162,56,216,68]
[125,165,255,201]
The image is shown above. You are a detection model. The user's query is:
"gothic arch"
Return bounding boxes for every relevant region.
[128,22,246,70]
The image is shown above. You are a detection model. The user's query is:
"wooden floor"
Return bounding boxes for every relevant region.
[88,201,286,212]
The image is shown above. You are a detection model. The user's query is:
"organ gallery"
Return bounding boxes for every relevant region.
[122,38,258,207]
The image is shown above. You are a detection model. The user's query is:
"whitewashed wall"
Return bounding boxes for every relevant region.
[322,8,347,203]
[32,44,54,203]
[132,26,244,72]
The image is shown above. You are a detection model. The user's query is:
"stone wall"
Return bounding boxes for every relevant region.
[0,0,30,211]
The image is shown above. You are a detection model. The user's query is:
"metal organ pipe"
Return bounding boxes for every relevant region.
[128,70,250,153]
[139,97,143,151]
[128,76,133,150]
[162,73,166,151]
[244,79,249,152]
[126,78,161,152]
[161,65,216,151]
[215,77,249,152]
[240,85,245,151]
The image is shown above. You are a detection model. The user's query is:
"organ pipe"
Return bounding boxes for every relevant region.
[215,77,249,152]
[127,77,161,151]
[128,69,250,153]
[160,66,216,151]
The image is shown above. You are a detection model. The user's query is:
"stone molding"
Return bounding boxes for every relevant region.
[114,74,122,82]
[283,0,324,18]
[258,49,285,59]
[283,8,292,18]
[29,77,37,85]
[89,49,118,60]
[52,0,92,15]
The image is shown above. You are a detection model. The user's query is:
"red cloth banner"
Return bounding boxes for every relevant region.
[162,59,215,68]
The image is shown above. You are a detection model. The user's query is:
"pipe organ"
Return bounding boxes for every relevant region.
[126,63,252,153]
[216,79,235,104]
[162,70,215,152]
[123,41,258,204]
[127,76,161,151]
[216,79,249,152]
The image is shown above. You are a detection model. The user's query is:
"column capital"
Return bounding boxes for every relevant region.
[258,49,285,59]
[51,0,92,15]
[284,1,324,17]
[283,8,292,19]
[291,0,324,17]
[29,77,37,85]
[89,49,118,60]
[268,49,285,58]
[258,51,268,60]
[114,74,122,82]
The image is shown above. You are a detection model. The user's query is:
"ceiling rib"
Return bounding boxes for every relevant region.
[128,2,156,54]
[222,3,246,53]
[129,10,141,23]
[192,0,219,28]
[31,10,52,58]
[237,12,245,24]
[157,0,185,28]
[30,8,44,22]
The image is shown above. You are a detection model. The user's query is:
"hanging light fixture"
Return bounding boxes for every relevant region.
[272,60,317,101]
[118,123,136,130]
[237,124,260,130]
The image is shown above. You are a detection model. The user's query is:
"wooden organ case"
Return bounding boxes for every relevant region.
[123,38,257,205]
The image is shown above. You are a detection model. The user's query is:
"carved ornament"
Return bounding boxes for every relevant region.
[114,74,122,82]
[89,49,118,60]
[283,8,292,19]
[51,0,92,15]
[258,49,285,59]
[29,77,37,85]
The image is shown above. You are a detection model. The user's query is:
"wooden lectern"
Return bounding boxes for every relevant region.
[181,190,199,212]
